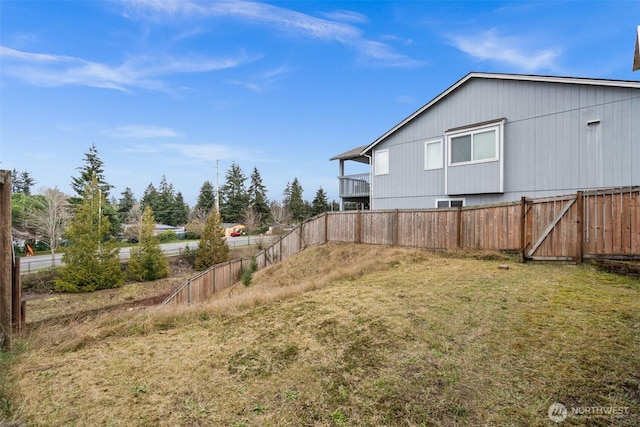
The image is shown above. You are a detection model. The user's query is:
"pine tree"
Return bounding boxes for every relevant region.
[127,206,169,281]
[219,163,249,223]
[171,191,189,226]
[311,187,330,216]
[287,178,306,222]
[70,143,113,201]
[117,187,137,224]
[11,169,21,193]
[156,175,176,225]
[56,177,124,292]
[11,169,36,195]
[196,180,216,214]
[194,208,229,271]
[140,182,160,214]
[248,166,271,227]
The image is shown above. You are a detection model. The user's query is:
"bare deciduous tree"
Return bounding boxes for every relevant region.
[186,207,209,238]
[30,187,72,266]
[242,206,261,234]
[269,200,292,225]
[124,204,143,241]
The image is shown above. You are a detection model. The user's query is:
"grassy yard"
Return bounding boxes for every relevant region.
[2,243,639,426]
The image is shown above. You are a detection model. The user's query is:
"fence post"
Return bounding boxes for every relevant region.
[456,207,462,249]
[519,196,527,263]
[187,279,192,304]
[576,191,584,264]
[213,265,217,293]
[324,213,328,244]
[11,255,21,334]
[357,208,362,243]
[0,170,12,349]
[394,210,399,246]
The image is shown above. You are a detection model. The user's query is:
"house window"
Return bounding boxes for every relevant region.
[374,149,389,175]
[448,125,499,165]
[424,139,443,170]
[436,198,465,208]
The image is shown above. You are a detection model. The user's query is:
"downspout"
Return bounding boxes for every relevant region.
[364,153,373,211]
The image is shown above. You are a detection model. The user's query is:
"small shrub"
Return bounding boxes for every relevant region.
[157,230,177,243]
[21,268,59,293]
[241,268,253,286]
[184,231,200,240]
[180,245,197,267]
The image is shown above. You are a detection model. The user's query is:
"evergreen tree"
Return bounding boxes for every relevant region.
[11,169,21,193]
[11,169,36,195]
[140,182,160,214]
[56,177,124,292]
[219,162,249,223]
[11,193,44,230]
[282,182,292,206]
[248,166,271,227]
[171,191,190,226]
[154,175,174,225]
[194,208,229,271]
[70,143,113,201]
[196,180,216,214]
[127,206,169,281]
[287,178,306,222]
[117,187,137,224]
[311,187,330,216]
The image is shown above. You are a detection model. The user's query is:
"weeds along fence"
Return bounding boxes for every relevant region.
[163,186,640,305]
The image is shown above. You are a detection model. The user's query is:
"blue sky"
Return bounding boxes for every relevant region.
[1,1,639,206]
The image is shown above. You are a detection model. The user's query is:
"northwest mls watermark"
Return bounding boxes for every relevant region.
[548,402,630,423]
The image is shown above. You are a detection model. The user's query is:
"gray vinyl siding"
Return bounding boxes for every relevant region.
[371,78,640,210]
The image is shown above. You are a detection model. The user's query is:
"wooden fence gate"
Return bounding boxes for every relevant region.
[524,193,580,262]
[523,188,640,262]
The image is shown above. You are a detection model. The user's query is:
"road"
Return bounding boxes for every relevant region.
[18,235,275,274]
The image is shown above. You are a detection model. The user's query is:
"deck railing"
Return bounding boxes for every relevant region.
[338,173,370,198]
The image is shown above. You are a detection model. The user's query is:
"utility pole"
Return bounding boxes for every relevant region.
[215,159,220,211]
[0,170,13,349]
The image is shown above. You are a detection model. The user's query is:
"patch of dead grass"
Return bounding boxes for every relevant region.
[4,243,640,426]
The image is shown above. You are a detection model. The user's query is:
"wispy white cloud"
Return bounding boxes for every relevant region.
[122,0,422,67]
[126,142,241,162]
[226,65,291,92]
[164,143,240,162]
[447,29,561,72]
[103,125,182,138]
[0,45,255,91]
[319,10,368,25]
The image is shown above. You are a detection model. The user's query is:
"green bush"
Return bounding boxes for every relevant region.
[157,230,177,242]
[180,244,197,267]
[184,231,200,240]
[241,258,258,286]
[21,268,59,293]
[241,268,253,286]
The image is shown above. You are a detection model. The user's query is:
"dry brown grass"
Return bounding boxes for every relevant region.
[2,243,639,426]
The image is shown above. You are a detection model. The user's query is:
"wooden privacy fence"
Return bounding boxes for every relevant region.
[163,187,640,305]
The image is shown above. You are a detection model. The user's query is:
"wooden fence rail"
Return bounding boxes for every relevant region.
[163,187,640,306]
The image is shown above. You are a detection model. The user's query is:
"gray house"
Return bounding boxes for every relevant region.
[332,72,640,210]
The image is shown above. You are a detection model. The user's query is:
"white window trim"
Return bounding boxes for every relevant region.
[435,198,466,208]
[447,123,501,166]
[424,139,443,170]
[374,149,389,176]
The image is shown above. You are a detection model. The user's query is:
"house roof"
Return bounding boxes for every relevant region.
[329,145,369,163]
[361,72,640,155]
